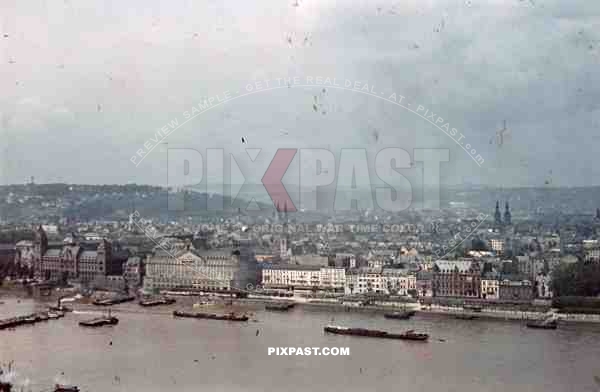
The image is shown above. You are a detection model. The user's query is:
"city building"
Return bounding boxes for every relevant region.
[145,247,259,293]
[33,226,127,285]
[416,271,433,297]
[262,265,345,294]
[481,277,499,300]
[344,267,415,296]
[490,239,505,255]
[432,260,481,298]
[499,279,533,301]
[123,256,144,289]
[535,274,553,299]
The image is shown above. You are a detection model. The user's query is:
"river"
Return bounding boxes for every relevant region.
[1,296,599,392]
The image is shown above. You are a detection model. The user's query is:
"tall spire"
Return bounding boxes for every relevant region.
[504,201,511,225]
[494,201,502,225]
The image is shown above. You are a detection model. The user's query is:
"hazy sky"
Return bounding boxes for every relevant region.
[1,0,599,189]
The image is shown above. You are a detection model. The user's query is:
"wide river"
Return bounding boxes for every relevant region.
[1,296,600,392]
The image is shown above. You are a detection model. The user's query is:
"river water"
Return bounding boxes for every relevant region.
[1,296,599,392]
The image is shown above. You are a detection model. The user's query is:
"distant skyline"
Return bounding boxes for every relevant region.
[1,0,599,187]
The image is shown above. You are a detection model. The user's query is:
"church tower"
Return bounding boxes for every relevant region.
[504,202,512,225]
[33,225,48,278]
[494,201,502,226]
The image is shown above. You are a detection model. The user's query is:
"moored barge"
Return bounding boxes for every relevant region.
[139,297,176,307]
[265,302,295,311]
[526,319,558,330]
[54,385,80,392]
[324,325,429,341]
[0,311,64,330]
[93,296,136,306]
[49,305,73,312]
[79,310,119,327]
[463,304,483,312]
[384,310,416,320]
[173,310,248,322]
[454,314,478,320]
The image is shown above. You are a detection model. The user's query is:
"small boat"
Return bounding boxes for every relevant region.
[324,325,429,341]
[139,297,176,307]
[49,305,73,312]
[463,304,483,312]
[526,319,557,330]
[265,302,295,311]
[50,297,73,312]
[54,385,80,392]
[79,310,119,327]
[384,310,416,320]
[23,315,38,324]
[454,314,478,320]
[173,310,248,322]
[47,311,65,320]
[93,296,135,306]
[37,313,50,321]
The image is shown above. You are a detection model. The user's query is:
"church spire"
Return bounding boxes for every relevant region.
[504,201,511,225]
[494,201,502,225]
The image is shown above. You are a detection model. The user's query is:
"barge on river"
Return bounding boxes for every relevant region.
[79,310,119,327]
[173,310,248,322]
[526,318,558,330]
[324,325,429,341]
[454,314,478,320]
[54,385,80,392]
[93,296,136,306]
[265,302,295,311]
[0,311,64,330]
[139,297,176,307]
[384,310,416,320]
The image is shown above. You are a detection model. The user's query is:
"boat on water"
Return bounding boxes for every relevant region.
[463,305,483,312]
[139,297,176,307]
[384,310,416,320]
[79,310,119,327]
[0,312,48,330]
[265,302,295,311]
[49,305,73,312]
[173,310,248,322]
[454,314,478,320]
[93,296,136,306]
[324,325,429,341]
[47,311,65,320]
[49,297,73,312]
[54,385,80,392]
[526,318,558,330]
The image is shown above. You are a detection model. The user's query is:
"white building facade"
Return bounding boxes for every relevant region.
[261,265,345,293]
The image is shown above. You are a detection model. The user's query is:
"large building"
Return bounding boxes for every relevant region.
[345,267,416,296]
[34,226,125,285]
[144,241,260,293]
[499,279,533,301]
[261,265,345,294]
[433,260,481,298]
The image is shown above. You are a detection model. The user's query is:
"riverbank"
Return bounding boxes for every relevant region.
[4,287,600,324]
[237,297,600,324]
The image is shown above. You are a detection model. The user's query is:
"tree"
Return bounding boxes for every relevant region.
[551,261,600,297]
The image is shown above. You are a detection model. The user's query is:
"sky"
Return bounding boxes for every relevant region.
[0,0,599,189]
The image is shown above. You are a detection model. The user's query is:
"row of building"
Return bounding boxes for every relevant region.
[4,226,552,302]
